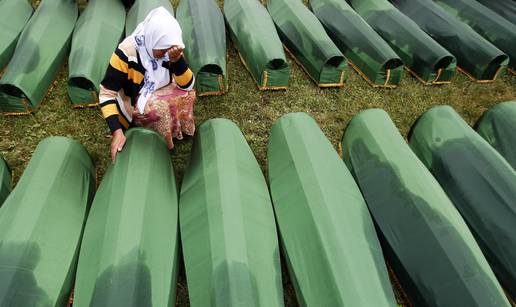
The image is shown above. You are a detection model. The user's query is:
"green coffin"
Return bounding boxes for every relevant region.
[68,0,126,107]
[409,105,516,299]
[391,0,509,82]
[176,0,227,96]
[0,0,78,115]
[349,0,456,85]
[342,109,510,306]
[476,101,516,169]
[74,128,179,307]
[435,0,516,74]
[475,0,516,26]
[180,119,283,307]
[310,0,403,88]
[0,137,96,306]
[268,112,397,307]
[267,0,347,87]
[125,0,174,35]
[0,0,33,72]
[224,0,289,90]
[0,157,11,207]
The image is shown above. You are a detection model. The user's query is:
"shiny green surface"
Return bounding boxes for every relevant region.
[0,0,77,114]
[268,112,397,307]
[410,106,516,299]
[0,136,95,306]
[391,0,509,81]
[435,0,516,72]
[267,0,347,86]
[349,0,456,84]
[74,128,179,307]
[224,0,289,89]
[476,101,516,169]
[310,0,402,87]
[0,0,33,71]
[176,0,227,95]
[475,0,516,26]
[180,119,283,307]
[68,0,126,106]
[342,109,509,306]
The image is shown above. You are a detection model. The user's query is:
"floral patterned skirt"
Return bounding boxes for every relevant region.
[133,83,196,149]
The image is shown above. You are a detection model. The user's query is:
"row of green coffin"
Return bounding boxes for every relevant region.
[0,0,228,115]
[1,102,515,306]
[1,0,515,115]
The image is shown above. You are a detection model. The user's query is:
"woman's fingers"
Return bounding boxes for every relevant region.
[111,130,127,162]
[111,142,118,162]
[168,46,184,62]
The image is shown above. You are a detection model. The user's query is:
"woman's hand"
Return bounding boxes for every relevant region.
[111,129,126,162]
[168,46,184,63]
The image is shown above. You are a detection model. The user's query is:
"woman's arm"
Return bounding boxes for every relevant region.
[99,49,130,161]
[170,54,195,91]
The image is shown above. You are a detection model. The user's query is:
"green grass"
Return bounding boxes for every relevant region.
[1,0,515,306]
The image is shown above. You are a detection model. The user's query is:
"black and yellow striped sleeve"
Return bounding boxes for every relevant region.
[101,48,130,92]
[171,56,195,90]
[99,49,131,133]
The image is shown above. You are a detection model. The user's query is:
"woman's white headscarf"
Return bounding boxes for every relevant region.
[130,7,184,114]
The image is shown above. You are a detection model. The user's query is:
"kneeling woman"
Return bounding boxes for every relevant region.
[99,7,195,161]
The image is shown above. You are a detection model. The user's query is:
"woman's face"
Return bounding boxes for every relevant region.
[152,48,169,59]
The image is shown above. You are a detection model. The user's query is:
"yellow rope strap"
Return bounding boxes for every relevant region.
[283,44,345,88]
[347,60,397,89]
[457,65,503,83]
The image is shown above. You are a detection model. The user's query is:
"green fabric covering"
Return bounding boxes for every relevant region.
[125,0,174,35]
[349,0,456,84]
[176,0,227,96]
[267,0,347,87]
[391,0,509,81]
[0,157,11,207]
[342,109,510,307]
[180,119,283,307]
[224,0,289,90]
[0,0,33,71]
[475,0,516,26]
[0,0,78,115]
[268,112,397,307]
[0,137,95,306]
[310,0,403,87]
[68,0,126,107]
[409,105,516,299]
[73,128,179,307]
[435,0,516,73]
[476,101,516,169]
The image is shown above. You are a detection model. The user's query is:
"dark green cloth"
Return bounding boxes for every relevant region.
[224,0,289,90]
[68,0,126,106]
[476,101,516,169]
[435,0,516,72]
[180,119,283,307]
[350,0,456,84]
[269,112,397,306]
[267,0,347,87]
[391,0,509,81]
[0,0,78,114]
[410,105,516,299]
[0,0,33,71]
[342,108,509,307]
[311,0,403,87]
[74,128,180,306]
[176,0,227,95]
[0,137,95,306]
